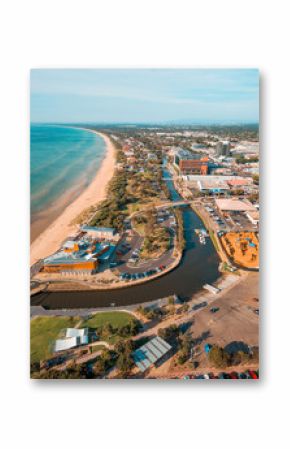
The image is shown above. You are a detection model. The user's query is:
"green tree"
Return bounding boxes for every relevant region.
[208,345,230,368]
[115,340,134,374]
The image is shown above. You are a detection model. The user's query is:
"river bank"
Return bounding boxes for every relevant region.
[30,131,116,266]
[30,206,221,309]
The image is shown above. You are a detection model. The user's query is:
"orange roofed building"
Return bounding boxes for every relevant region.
[174,149,209,175]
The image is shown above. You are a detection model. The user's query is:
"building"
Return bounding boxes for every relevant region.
[43,250,98,273]
[183,175,253,194]
[81,226,118,241]
[215,198,256,213]
[215,140,231,157]
[62,240,85,253]
[227,178,252,189]
[147,152,158,160]
[132,336,172,373]
[246,210,259,225]
[54,328,89,352]
[174,149,209,175]
[197,179,230,195]
[231,141,259,155]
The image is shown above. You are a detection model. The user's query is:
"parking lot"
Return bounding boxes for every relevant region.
[225,210,258,231]
[200,198,258,232]
[182,369,259,379]
[110,210,176,281]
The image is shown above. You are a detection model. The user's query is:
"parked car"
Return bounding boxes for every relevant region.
[210,307,219,313]
[192,301,208,311]
[247,370,258,379]
[218,372,231,379]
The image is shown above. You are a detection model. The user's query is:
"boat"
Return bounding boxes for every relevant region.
[199,234,206,245]
[195,228,209,239]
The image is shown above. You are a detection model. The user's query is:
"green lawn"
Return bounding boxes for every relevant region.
[81,311,135,330]
[31,316,80,363]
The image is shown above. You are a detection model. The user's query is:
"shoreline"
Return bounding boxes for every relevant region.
[30,130,116,266]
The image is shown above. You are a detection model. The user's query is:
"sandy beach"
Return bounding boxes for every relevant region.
[30,131,116,266]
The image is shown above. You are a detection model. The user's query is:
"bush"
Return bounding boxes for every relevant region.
[208,345,230,368]
[115,340,135,374]
[158,325,179,342]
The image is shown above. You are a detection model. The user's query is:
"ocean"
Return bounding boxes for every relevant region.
[30,124,106,238]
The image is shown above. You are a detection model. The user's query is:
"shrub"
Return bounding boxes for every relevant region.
[208,345,230,368]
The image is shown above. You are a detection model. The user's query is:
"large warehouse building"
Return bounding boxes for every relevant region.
[215,198,256,213]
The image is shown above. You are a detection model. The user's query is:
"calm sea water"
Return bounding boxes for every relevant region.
[30,125,106,218]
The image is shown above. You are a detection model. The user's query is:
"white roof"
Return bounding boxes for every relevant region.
[215,198,256,212]
[54,329,89,352]
[65,328,88,338]
[63,240,76,248]
[54,337,78,352]
[198,180,230,190]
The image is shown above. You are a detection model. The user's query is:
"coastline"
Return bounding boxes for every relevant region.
[30,131,116,266]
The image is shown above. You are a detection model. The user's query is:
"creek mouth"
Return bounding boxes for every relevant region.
[31,168,220,309]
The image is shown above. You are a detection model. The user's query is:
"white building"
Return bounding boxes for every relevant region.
[54,328,89,352]
[81,226,118,241]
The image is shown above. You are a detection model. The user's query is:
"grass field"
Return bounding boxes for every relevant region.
[31,316,80,363]
[81,311,135,330]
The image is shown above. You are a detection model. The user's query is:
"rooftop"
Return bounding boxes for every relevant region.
[132,336,172,372]
[198,180,230,190]
[54,328,89,352]
[227,179,252,187]
[43,250,96,265]
[215,198,256,212]
[81,226,116,234]
[65,328,88,338]
[176,148,208,161]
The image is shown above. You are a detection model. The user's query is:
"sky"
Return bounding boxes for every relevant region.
[30,69,259,124]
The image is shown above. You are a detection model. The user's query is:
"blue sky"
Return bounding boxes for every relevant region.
[30,69,259,124]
